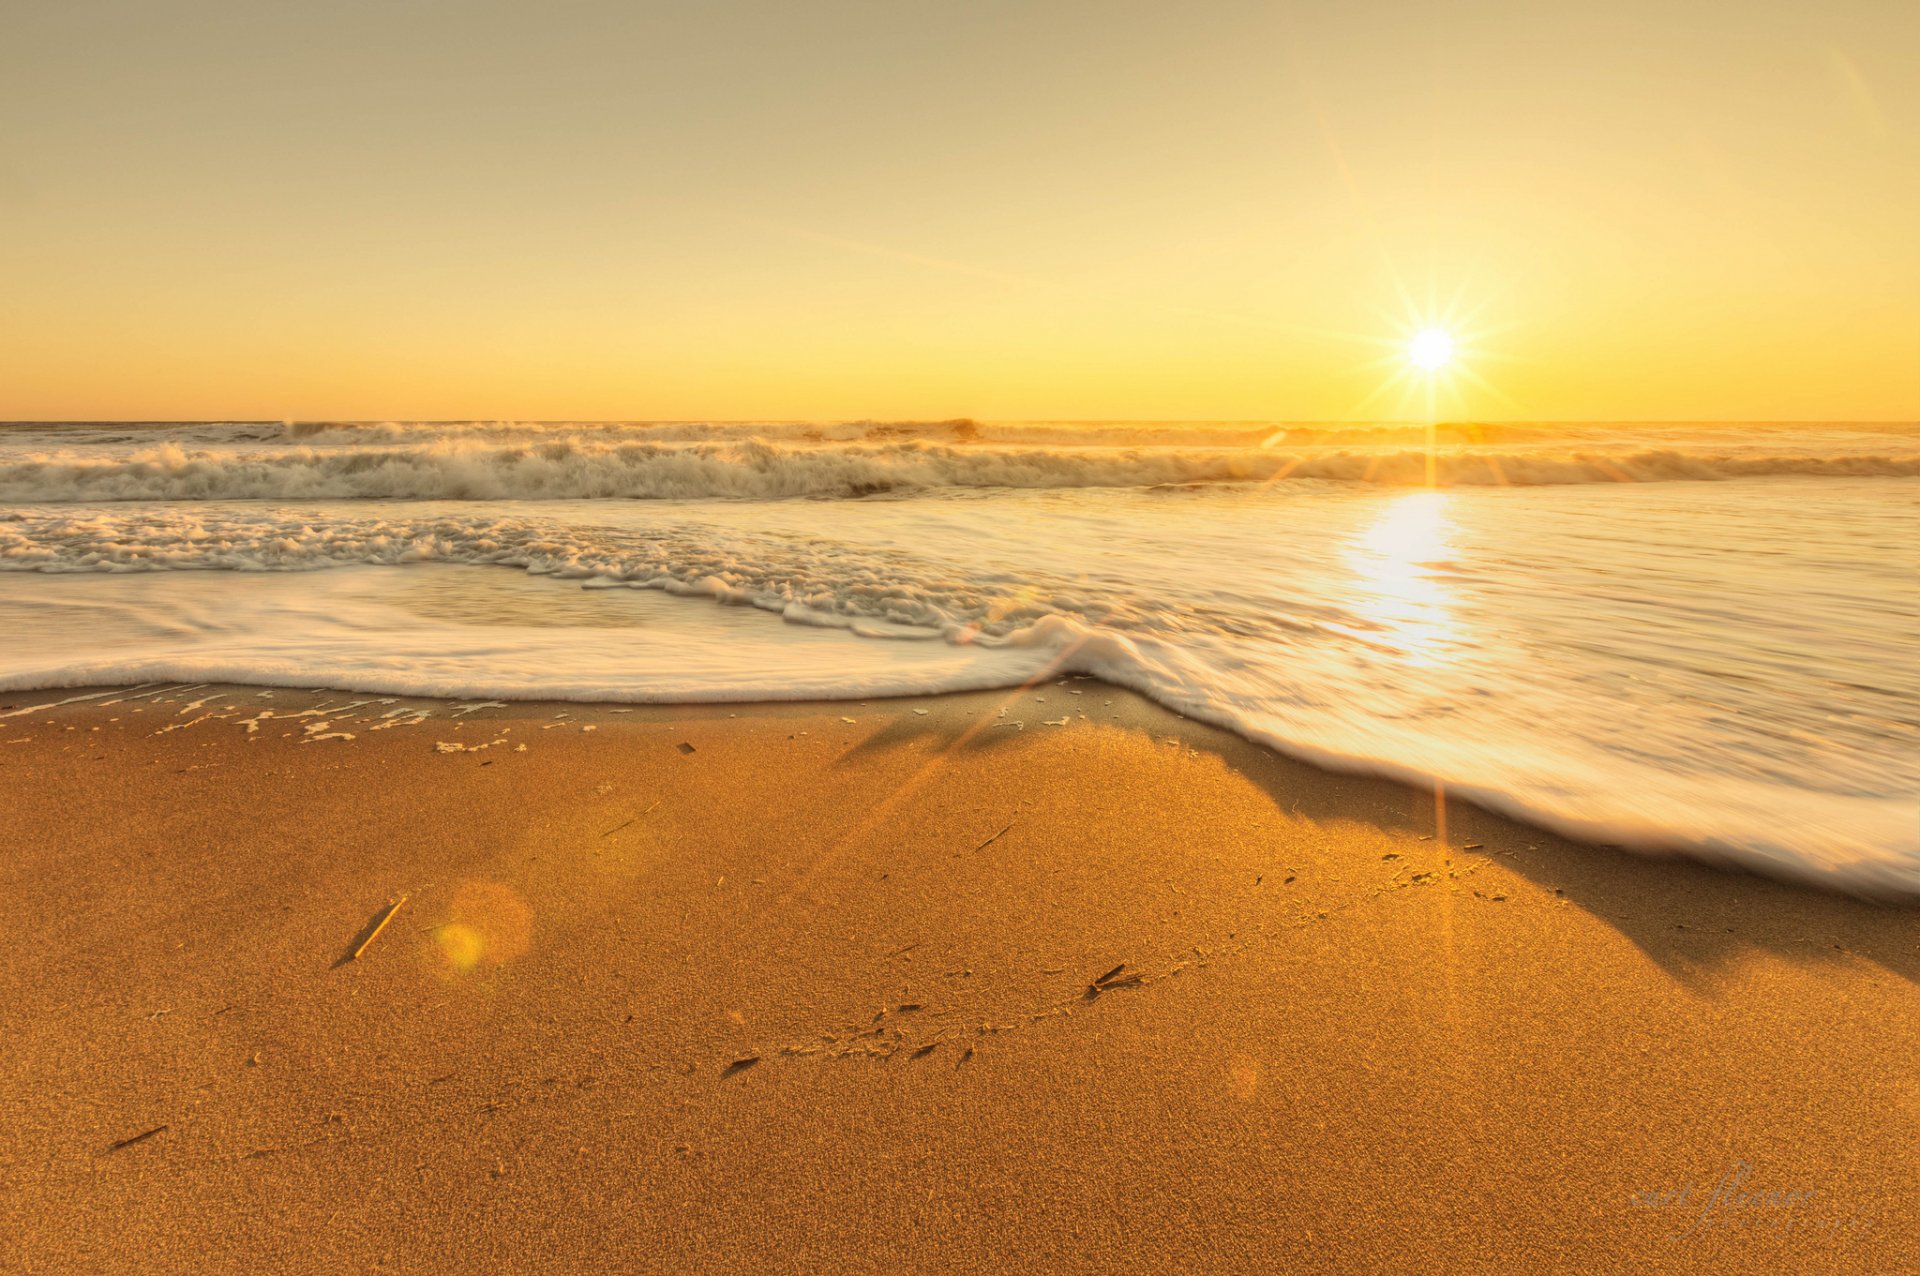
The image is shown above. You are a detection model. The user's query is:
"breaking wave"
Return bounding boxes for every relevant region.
[4,436,1918,503]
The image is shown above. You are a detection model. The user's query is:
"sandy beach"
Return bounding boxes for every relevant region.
[0,679,1912,1274]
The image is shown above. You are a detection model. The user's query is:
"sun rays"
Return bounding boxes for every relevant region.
[1345,285,1521,427]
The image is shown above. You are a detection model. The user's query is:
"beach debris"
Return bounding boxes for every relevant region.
[107,1125,168,1153]
[722,1055,761,1078]
[1087,963,1144,997]
[1463,842,1484,850]
[911,1043,939,1060]
[840,716,856,724]
[1382,853,1400,860]
[346,896,408,962]
[601,803,657,837]
[912,708,929,715]
[887,941,921,958]
[957,1046,975,1068]
[677,742,696,754]
[973,822,1014,853]
[1042,717,1069,727]
[896,1003,923,1013]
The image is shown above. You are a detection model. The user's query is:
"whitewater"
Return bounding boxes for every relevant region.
[3,419,1916,894]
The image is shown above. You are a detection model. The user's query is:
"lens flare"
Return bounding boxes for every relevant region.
[431,881,533,974]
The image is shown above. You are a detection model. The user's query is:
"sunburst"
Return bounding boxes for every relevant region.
[1343,286,1521,433]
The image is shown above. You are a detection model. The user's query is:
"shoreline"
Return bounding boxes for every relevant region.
[4,661,1907,900]
[2,680,1915,1272]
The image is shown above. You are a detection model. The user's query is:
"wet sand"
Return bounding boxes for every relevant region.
[0,681,1913,1274]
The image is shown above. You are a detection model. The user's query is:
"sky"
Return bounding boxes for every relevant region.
[2,0,1915,422]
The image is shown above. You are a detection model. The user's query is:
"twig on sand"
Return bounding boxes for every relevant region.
[345,896,408,963]
[108,1125,168,1153]
[602,801,661,838]
[1087,963,1143,998]
[722,1055,761,1078]
[974,822,1014,853]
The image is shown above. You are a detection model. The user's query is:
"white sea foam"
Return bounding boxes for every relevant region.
[1,466,1914,896]
[3,421,1915,891]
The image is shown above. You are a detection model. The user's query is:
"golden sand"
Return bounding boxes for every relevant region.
[0,682,1912,1273]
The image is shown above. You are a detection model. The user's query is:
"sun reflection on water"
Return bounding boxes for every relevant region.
[1343,491,1459,667]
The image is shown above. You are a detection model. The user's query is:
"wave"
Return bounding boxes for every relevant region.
[0,507,1105,638]
[3,499,1915,895]
[4,436,1917,503]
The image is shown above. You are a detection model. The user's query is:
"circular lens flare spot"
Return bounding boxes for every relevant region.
[1409,328,1454,371]
[432,881,532,974]
[436,923,485,971]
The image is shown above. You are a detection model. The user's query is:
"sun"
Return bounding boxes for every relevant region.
[1408,328,1454,372]
[1343,292,1512,422]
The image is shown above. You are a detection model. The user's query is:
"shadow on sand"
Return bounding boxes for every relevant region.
[826,677,1918,992]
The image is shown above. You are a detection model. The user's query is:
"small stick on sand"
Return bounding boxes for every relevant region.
[1088,963,1143,997]
[601,801,662,838]
[974,822,1014,853]
[348,896,408,962]
[108,1125,168,1153]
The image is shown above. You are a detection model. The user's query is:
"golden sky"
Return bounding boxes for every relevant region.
[2,1,1915,422]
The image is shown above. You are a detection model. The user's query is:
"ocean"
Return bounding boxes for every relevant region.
[2,419,1915,893]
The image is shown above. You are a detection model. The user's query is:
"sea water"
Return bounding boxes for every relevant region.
[2,419,1914,892]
